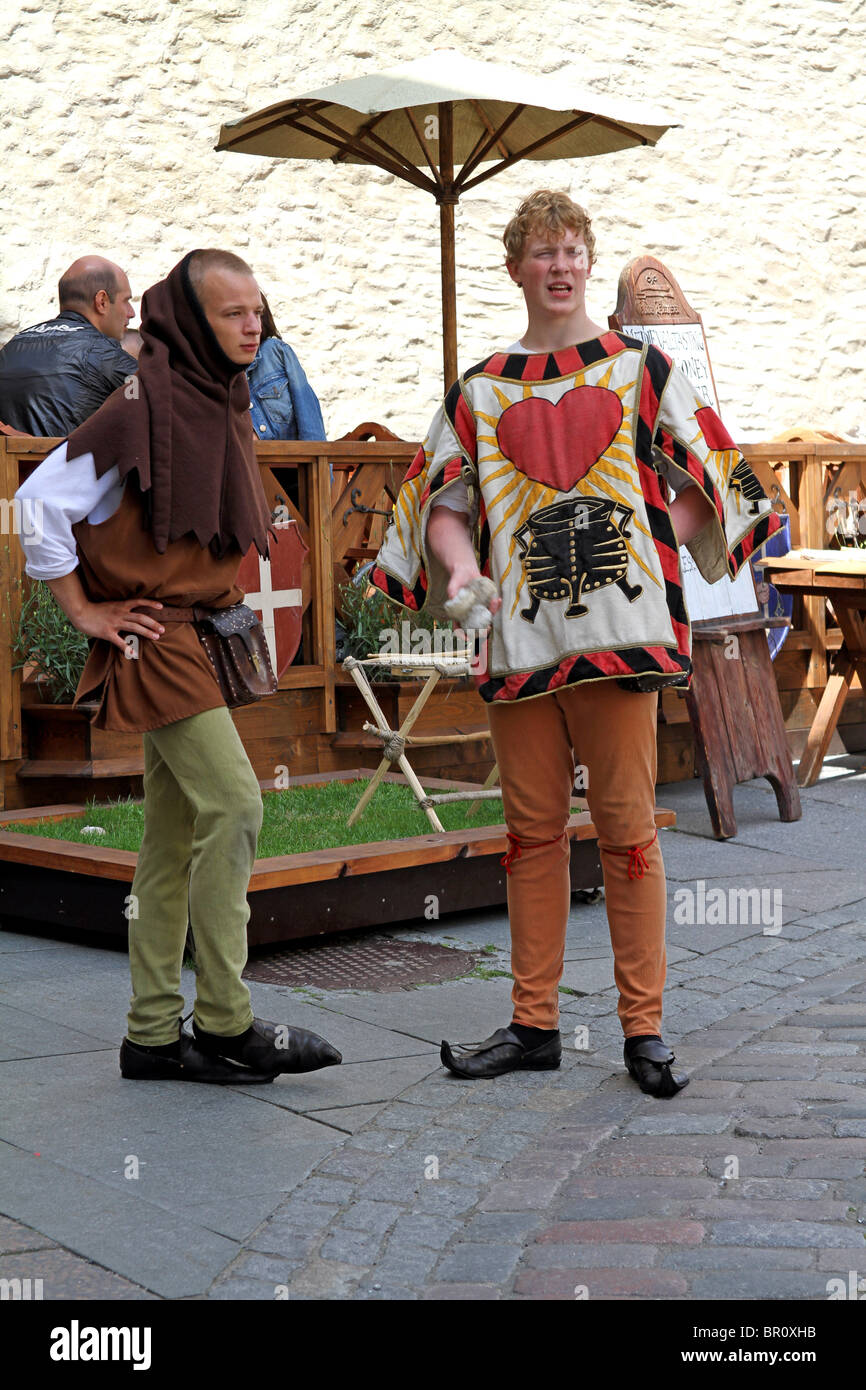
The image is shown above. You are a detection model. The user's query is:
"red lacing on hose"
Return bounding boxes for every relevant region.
[605,828,658,880]
[500,831,566,876]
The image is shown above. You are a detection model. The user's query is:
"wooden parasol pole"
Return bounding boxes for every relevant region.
[438,101,458,391]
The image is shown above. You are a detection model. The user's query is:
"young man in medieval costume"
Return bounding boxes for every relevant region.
[371,191,782,1097]
[15,250,342,1084]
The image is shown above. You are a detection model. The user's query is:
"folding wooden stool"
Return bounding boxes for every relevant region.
[341,652,500,831]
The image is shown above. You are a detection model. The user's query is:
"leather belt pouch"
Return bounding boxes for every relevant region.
[191,603,278,708]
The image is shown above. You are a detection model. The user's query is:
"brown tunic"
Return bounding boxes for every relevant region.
[73,482,243,732]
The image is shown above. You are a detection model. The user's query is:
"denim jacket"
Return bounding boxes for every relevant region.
[246,336,326,440]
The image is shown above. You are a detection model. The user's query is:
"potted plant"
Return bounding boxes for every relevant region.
[12,580,89,705]
[11,581,141,770]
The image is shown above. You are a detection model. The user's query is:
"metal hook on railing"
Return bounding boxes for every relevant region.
[271,492,292,526]
[770,483,787,514]
[342,487,393,527]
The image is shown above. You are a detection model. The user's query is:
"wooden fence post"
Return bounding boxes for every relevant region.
[0,436,24,787]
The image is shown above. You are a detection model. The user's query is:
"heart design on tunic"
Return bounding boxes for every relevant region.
[496,388,623,492]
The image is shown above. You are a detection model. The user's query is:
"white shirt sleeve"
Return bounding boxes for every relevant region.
[430,479,471,513]
[14,442,125,579]
[653,453,697,495]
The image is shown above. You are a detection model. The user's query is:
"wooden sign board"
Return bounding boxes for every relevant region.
[609,256,759,622]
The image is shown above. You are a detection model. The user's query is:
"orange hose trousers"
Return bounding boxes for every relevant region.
[487,681,666,1037]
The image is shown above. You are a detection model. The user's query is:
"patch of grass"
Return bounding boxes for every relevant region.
[2,780,507,856]
[470,966,513,981]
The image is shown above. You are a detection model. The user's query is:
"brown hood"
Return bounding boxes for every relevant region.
[67,251,272,559]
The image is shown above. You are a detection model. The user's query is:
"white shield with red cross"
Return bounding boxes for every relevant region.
[237,521,308,679]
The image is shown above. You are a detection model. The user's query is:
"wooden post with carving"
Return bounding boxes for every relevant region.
[610,256,801,837]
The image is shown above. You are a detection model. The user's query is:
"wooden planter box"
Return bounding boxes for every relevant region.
[20,702,144,781]
[0,772,676,947]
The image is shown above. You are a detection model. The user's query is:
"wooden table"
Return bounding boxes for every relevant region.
[762,552,866,786]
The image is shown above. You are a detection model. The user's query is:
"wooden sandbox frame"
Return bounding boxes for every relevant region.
[0,771,680,946]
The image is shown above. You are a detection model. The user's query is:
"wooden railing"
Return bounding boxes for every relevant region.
[0,428,416,767]
[3,431,865,777]
[742,440,866,687]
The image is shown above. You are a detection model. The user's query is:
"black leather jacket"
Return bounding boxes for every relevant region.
[0,310,137,435]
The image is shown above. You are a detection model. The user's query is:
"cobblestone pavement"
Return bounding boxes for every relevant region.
[208,922,866,1300]
[3,764,866,1301]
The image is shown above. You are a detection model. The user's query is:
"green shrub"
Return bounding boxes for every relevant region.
[338,574,446,681]
[12,582,89,704]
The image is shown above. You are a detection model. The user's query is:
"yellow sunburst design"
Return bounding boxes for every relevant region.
[494,478,555,546]
[487,473,529,517]
[392,471,424,556]
[686,423,739,491]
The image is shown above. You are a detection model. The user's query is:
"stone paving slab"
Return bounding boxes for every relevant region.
[559,958,621,995]
[0,942,126,986]
[0,931,72,953]
[230,1053,441,1112]
[0,1000,114,1061]
[313,974,515,1043]
[0,978,132,1045]
[241,990,435,1061]
[302,1102,390,1134]
[0,1140,240,1299]
[0,1046,341,1256]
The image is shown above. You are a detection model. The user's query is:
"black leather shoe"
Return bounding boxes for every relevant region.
[193,1017,342,1076]
[120,1032,275,1084]
[624,1037,689,1098]
[440,1026,562,1079]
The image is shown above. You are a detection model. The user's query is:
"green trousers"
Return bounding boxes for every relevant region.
[127,706,263,1045]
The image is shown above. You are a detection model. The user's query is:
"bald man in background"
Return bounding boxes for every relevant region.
[0,256,138,436]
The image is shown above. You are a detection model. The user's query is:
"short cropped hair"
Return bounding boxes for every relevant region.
[503,190,596,267]
[187,249,255,301]
[58,264,122,310]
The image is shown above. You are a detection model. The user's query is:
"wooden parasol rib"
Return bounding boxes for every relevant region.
[456,104,526,186]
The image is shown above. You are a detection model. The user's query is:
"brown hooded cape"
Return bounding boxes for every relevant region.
[68,251,272,559]
[68,253,273,732]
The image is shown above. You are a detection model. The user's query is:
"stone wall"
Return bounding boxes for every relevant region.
[2,0,864,440]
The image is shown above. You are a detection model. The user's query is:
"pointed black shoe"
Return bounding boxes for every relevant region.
[193,1017,342,1076]
[120,1032,275,1084]
[440,1026,562,1079]
[624,1037,689,1098]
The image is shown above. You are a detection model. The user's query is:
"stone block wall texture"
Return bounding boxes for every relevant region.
[1,0,864,441]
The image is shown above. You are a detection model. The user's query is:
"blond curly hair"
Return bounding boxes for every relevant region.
[503,190,596,267]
